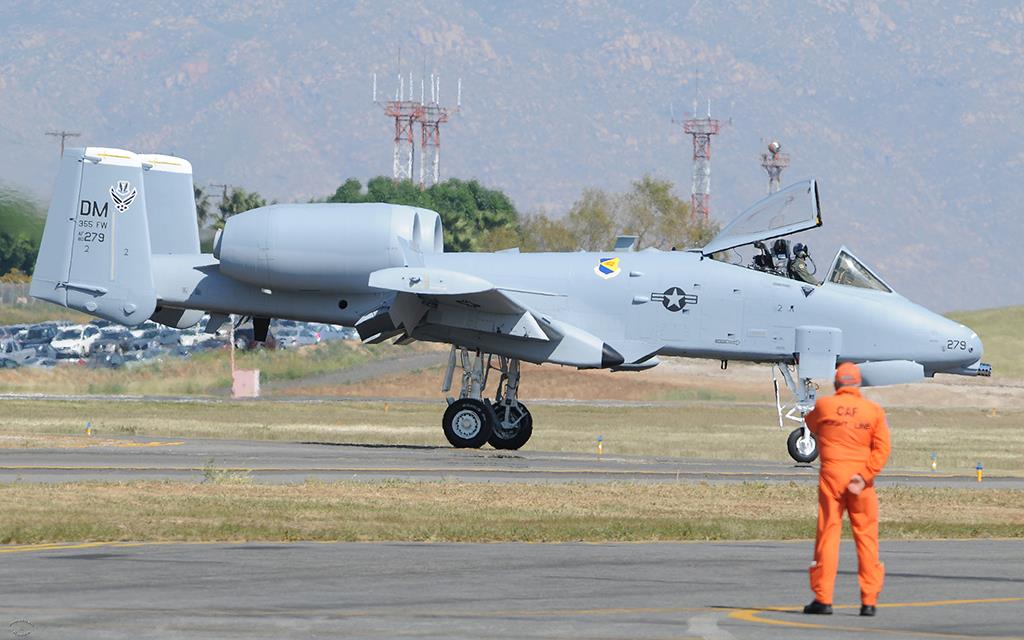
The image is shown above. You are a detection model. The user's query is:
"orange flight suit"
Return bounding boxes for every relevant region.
[805,382,891,606]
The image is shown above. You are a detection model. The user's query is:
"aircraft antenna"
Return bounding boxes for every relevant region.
[45,130,81,156]
[760,139,790,194]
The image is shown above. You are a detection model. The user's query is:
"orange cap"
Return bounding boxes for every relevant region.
[835,362,862,387]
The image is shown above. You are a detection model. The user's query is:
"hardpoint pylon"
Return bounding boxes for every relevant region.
[682,100,721,220]
[760,140,790,194]
[374,72,422,181]
[418,74,460,188]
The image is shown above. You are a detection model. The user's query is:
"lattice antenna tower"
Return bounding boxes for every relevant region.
[760,139,790,194]
[373,70,422,181]
[418,73,461,188]
[682,99,721,220]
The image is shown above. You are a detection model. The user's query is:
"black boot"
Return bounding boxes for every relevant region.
[803,600,833,615]
[860,604,877,616]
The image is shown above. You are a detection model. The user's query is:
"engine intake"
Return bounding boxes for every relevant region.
[215,203,443,292]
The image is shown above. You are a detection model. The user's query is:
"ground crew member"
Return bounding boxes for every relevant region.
[803,362,891,617]
[790,243,819,285]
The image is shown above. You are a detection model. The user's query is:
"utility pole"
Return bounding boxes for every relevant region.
[45,130,81,156]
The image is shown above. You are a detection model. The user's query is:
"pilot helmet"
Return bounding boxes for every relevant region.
[793,242,808,257]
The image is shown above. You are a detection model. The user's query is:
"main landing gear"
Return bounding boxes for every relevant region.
[440,347,533,450]
[774,363,819,464]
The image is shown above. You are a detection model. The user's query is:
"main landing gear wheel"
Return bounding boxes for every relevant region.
[787,427,819,464]
[442,398,493,449]
[487,401,533,450]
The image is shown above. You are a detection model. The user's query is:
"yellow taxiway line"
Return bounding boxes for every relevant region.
[728,597,1024,639]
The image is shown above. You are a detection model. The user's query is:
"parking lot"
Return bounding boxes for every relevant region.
[0,316,357,370]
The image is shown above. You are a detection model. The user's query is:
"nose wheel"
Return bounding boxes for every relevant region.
[787,426,819,464]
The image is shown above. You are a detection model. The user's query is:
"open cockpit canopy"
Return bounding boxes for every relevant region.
[701,179,821,256]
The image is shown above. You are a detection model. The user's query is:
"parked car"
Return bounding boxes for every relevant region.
[128,328,163,351]
[275,327,319,349]
[0,337,21,356]
[91,328,134,354]
[50,325,102,358]
[18,324,59,351]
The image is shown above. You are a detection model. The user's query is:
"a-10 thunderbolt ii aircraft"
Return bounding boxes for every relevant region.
[30,147,990,462]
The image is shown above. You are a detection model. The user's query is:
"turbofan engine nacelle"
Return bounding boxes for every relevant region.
[215,203,443,292]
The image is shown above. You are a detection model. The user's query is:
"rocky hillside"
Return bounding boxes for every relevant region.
[1,1,1020,309]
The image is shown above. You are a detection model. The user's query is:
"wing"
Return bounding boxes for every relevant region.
[358,267,627,369]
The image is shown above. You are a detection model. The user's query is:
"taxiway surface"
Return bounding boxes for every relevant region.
[2,539,1021,639]
[1,436,1021,487]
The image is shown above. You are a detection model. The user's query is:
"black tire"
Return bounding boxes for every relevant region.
[442,399,493,449]
[487,401,533,450]
[787,427,819,463]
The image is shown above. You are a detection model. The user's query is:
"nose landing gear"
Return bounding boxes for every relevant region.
[774,363,819,463]
[440,347,533,450]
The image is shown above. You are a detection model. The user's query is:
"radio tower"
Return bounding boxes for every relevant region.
[418,74,461,188]
[682,100,721,220]
[374,72,421,181]
[760,140,790,194]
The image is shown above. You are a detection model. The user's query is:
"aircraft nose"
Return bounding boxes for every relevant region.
[968,331,983,359]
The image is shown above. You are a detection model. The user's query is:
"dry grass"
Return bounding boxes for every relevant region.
[0,398,1021,474]
[1,480,1020,544]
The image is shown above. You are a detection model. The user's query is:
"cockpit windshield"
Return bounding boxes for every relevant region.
[826,249,892,293]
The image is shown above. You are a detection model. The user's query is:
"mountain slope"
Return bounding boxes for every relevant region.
[0,1,1020,309]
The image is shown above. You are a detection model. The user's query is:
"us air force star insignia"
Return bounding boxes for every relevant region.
[109,180,137,213]
[594,256,621,280]
[650,286,699,312]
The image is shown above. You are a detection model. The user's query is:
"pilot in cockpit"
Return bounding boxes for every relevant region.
[789,243,819,285]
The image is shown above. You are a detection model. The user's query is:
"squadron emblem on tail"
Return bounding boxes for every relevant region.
[109,180,137,212]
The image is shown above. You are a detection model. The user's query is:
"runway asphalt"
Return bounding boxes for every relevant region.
[1,539,1021,639]
[1,435,1022,487]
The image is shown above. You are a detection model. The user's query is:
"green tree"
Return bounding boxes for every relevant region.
[327,177,520,252]
[194,185,212,228]
[517,211,576,252]
[0,188,43,276]
[565,188,616,251]
[214,187,267,229]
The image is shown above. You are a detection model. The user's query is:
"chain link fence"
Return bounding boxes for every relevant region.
[0,282,35,307]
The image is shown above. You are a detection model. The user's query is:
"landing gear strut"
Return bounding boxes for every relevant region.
[440,347,533,450]
[773,363,819,464]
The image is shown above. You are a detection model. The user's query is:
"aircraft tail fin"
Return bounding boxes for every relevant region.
[29,147,157,325]
[138,154,201,255]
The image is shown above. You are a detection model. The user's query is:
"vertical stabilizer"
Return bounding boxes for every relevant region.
[139,154,200,255]
[29,147,157,325]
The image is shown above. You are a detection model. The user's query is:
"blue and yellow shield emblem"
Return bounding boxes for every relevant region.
[593,257,621,280]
